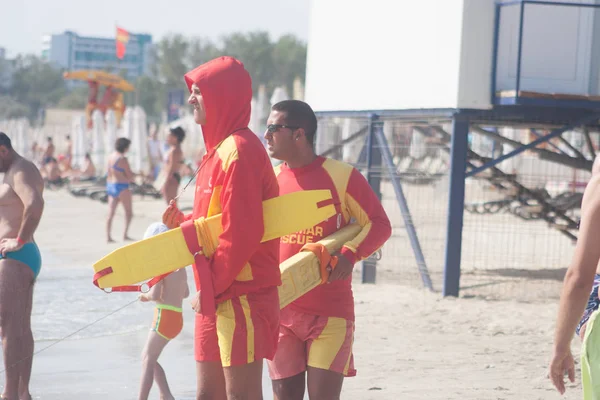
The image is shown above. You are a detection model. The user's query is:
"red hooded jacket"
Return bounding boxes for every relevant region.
[183,57,281,304]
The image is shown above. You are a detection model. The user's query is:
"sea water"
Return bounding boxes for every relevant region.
[0,250,287,400]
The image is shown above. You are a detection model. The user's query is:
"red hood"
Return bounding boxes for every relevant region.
[184,56,252,151]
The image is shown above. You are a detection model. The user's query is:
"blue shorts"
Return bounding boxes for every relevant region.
[106,182,130,198]
[0,242,42,279]
[577,274,600,336]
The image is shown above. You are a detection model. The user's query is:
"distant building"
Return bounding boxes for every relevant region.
[41,30,153,83]
[0,47,15,91]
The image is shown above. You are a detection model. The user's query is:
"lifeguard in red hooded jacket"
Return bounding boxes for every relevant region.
[162,56,280,399]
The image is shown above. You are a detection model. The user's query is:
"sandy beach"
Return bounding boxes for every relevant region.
[0,180,585,399]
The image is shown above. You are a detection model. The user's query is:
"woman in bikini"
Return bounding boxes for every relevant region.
[106,138,135,243]
[160,127,185,205]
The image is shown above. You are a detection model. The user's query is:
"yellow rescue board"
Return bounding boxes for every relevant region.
[278,223,363,308]
[94,190,336,289]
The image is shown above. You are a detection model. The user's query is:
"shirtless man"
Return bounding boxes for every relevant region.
[41,137,54,167]
[160,127,185,205]
[0,132,44,400]
[550,156,600,395]
[138,222,189,400]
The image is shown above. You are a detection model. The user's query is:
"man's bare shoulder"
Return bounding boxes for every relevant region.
[581,175,600,213]
[8,157,44,189]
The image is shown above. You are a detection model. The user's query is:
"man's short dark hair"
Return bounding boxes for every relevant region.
[0,132,12,150]
[115,137,131,153]
[272,100,318,147]
[66,135,71,140]
[170,126,186,144]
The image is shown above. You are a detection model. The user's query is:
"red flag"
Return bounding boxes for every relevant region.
[116,26,130,60]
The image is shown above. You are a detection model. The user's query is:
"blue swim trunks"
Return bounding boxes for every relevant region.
[577,274,600,337]
[0,242,42,279]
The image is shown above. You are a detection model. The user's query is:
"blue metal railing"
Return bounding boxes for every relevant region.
[492,0,600,105]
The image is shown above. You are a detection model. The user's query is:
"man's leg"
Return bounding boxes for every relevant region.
[271,372,305,400]
[138,330,169,400]
[306,368,344,400]
[0,260,34,400]
[18,279,34,400]
[268,311,308,400]
[223,360,263,400]
[305,317,356,400]
[218,288,280,400]
[196,361,226,400]
[195,312,227,400]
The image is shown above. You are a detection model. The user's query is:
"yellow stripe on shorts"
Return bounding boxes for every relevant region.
[239,295,255,363]
[216,299,235,367]
[308,317,348,370]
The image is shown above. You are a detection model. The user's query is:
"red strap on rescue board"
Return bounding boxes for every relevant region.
[92,266,170,293]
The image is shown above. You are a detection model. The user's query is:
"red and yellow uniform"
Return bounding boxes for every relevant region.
[183,57,281,366]
[267,156,392,379]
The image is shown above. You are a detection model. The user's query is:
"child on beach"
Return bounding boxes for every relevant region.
[137,222,190,400]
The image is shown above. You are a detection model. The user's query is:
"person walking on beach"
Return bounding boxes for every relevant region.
[138,222,190,400]
[550,158,600,397]
[263,100,392,400]
[162,56,281,400]
[106,138,135,243]
[0,132,44,400]
[160,127,185,205]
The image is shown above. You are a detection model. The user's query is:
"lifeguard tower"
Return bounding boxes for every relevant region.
[306,0,600,297]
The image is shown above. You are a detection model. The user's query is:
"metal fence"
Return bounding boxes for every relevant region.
[316,114,589,302]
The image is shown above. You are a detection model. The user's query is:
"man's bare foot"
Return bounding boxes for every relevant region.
[19,394,32,400]
[160,395,175,400]
[123,235,134,241]
[107,237,115,243]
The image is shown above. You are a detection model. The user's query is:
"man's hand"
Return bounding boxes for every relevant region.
[0,238,24,257]
[162,200,184,229]
[138,294,150,302]
[549,347,575,395]
[191,290,202,313]
[327,253,354,283]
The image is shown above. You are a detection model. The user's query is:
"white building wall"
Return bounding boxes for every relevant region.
[306,0,600,112]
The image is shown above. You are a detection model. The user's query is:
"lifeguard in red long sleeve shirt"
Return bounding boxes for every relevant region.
[264,100,392,400]
[162,56,280,399]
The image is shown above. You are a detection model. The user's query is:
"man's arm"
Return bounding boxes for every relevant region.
[550,176,600,393]
[340,168,392,264]
[327,168,391,282]
[11,163,44,243]
[205,152,265,296]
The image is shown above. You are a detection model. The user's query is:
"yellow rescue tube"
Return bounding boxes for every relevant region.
[278,223,363,308]
[93,190,336,289]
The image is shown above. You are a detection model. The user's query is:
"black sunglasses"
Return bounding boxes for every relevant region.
[266,124,299,134]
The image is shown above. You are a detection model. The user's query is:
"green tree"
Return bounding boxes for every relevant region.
[155,34,190,89]
[188,38,221,69]
[271,34,307,95]
[220,31,274,93]
[56,86,88,109]
[0,95,29,119]
[10,55,67,121]
[136,75,164,118]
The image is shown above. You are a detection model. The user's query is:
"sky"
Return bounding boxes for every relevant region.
[1,0,310,57]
